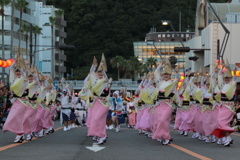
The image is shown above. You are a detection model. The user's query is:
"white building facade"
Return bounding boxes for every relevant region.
[0,0,67,82]
[186,0,240,74]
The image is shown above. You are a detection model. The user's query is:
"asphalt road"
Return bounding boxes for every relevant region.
[0,121,240,160]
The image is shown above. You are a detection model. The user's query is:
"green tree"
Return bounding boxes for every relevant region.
[16,0,28,53]
[146,57,157,72]
[138,63,149,79]
[10,0,15,58]
[32,25,42,65]
[0,0,11,73]
[49,16,56,75]
[0,0,11,61]
[110,56,128,79]
[127,56,141,80]
[54,9,64,29]
[22,22,29,59]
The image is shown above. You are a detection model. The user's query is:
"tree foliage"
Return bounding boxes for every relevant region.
[46,0,227,80]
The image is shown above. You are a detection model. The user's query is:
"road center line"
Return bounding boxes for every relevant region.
[0,127,63,152]
[169,143,212,160]
[231,133,240,137]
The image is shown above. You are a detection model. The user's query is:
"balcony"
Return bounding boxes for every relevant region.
[56,19,67,27]
[61,20,67,27]
[55,30,67,38]
[55,65,66,73]
[55,41,60,48]
[55,53,67,61]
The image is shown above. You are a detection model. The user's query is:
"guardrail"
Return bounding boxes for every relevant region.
[58,80,139,91]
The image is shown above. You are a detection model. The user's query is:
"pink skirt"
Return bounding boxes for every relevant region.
[212,104,234,138]
[42,107,51,129]
[151,105,160,134]
[187,104,197,131]
[32,105,46,132]
[179,109,189,132]
[128,112,136,126]
[87,99,109,137]
[139,107,151,131]
[22,105,38,134]
[86,107,93,128]
[3,99,27,134]
[148,108,154,132]
[213,104,220,125]
[135,108,144,130]
[152,101,172,140]
[202,108,217,136]
[173,108,182,130]
[194,105,204,135]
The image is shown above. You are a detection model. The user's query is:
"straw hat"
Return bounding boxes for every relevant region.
[194,68,202,83]
[161,60,172,75]
[97,53,107,72]
[223,59,232,78]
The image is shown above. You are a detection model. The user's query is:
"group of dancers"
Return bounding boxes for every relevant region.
[2,54,57,142]
[134,58,238,147]
[3,52,239,148]
[79,55,239,147]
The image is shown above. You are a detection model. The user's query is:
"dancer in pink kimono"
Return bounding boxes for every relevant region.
[151,59,179,145]
[23,72,39,141]
[138,74,156,137]
[87,55,111,145]
[200,73,217,143]
[134,79,145,132]
[186,72,203,139]
[212,60,236,147]
[211,67,222,144]
[174,71,191,137]
[3,57,29,143]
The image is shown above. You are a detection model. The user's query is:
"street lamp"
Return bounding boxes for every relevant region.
[161,20,185,47]
[29,44,75,80]
[32,48,54,65]
[161,20,211,53]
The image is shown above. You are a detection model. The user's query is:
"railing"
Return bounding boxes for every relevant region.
[62,80,139,91]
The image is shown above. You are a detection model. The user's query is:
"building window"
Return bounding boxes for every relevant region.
[42,36,51,38]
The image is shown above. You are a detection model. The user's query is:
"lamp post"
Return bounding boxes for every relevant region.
[161,20,185,47]
[161,20,211,53]
[29,44,75,79]
[32,47,53,64]
[206,0,230,62]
